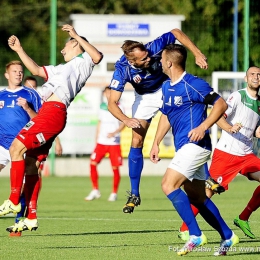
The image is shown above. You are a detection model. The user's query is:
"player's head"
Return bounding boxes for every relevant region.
[24,76,37,90]
[245,66,260,91]
[102,86,111,102]
[161,44,187,76]
[121,40,151,69]
[4,60,23,87]
[61,36,88,62]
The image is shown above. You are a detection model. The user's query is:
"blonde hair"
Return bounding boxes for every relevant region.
[5,60,23,72]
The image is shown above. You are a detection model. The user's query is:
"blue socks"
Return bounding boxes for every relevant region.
[128,147,143,196]
[198,198,232,240]
[167,189,201,236]
[15,193,26,223]
[204,163,210,179]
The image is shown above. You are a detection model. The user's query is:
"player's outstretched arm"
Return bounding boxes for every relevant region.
[171,28,208,70]
[61,24,103,64]
[8,35,46,78]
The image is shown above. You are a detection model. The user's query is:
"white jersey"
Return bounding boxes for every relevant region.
[97,102,124,145]
[42,52,95,108]
[216,88,260,155]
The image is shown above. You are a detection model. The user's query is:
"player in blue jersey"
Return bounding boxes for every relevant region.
[150,44,239,256]
[0,60,42,236]
[108,28,218,214]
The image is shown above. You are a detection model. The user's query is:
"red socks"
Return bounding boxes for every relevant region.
[239,185,260,221]
[90,164,98,189]
[112,168,120,193]
[180,204,199,231]
[23,174,42,219]
[9,160,26,205]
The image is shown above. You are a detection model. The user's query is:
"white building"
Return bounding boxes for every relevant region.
[70,14,185,87]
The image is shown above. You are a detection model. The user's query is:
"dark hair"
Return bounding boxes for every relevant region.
[24,76,37,83]
[70,36,88,52]
[121,40,146,61]
[163,44,187,69]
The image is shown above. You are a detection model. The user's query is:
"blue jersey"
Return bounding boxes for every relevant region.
[0,86,42,149]
[110,32,176,95]
[161,72,220,151]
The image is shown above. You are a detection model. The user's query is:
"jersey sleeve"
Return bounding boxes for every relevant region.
[146,32,176,55]
[109,62,127,92]
[224,91,239,118]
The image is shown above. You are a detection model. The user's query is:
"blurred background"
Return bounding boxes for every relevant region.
[0,0,259,175]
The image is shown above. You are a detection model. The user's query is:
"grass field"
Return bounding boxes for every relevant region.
[0,175,259,260]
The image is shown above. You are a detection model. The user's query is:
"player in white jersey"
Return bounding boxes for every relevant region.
[85,87,125,202]
[178,66,260,241]
[0,24,103,234]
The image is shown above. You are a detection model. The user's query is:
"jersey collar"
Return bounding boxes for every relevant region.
[170,71,187,86]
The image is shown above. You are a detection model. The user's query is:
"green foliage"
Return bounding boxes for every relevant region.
[0,175,259,259]
[0,0,259,84]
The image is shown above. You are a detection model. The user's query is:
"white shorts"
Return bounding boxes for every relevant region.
[132,89,163,120]
[0,145,11,167]
[168,143,211,181]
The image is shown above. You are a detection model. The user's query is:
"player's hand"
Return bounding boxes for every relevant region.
[255,126,260,138]
[195,53,208,70]
[150,145,161,164]
[16,97,30,111]
[229,123,242,134]
[188,125,206,142]
[8,35,22,52]
[62,24,78,39]
[123,118,141,129]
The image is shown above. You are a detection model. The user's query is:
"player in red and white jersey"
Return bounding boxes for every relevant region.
[0,24,103,233]
[85,87,125,202]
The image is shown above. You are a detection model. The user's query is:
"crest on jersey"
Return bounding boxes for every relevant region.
[174,96,183,107]
[133,75,142,83]
[0,101,4,109]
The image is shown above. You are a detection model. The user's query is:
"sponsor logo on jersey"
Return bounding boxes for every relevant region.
[7,100,15,108]
[111,79,119,88]
[0,101,4,108]
[133,75,142,83]
[24,121,35,130]
[144,70,151,79]
[174,96,183,107]
[165,96,172,106]
[36,133,46,145]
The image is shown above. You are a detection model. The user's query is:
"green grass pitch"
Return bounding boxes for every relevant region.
[0,175,259,259]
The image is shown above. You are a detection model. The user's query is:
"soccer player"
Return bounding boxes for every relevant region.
[178,66,260,241]
[108,28,216,214]
[0,24,103,233]
[150,43,238,256]
[85,87,125,202]
[0,61,42,236]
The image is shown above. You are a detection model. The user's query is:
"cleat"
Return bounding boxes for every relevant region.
[0,200,21,216]
[234,216,255,239]
[123,191,141,214]
[11,218,38,232]
[108,193,117,202]
[84,189,101,201]
[178,229,189,241]
[205,177,225,194]
[214,232,239,256]
[9,230,22,237]
[177,233,207,256]
[6,223,20,233]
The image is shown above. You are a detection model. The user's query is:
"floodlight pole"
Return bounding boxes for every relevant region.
[49,0,57,176]
[244,0,249,71]
[233,0,238,72]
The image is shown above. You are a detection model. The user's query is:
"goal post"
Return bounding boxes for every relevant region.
[211,71,245,151]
